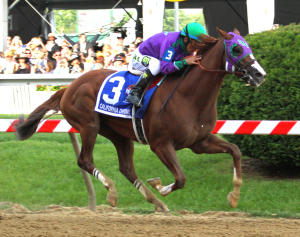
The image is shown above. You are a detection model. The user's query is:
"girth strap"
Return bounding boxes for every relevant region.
[132,105,149,145]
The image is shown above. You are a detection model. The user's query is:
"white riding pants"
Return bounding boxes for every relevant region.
[128,48,161,76]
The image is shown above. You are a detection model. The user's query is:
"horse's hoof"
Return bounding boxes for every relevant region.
[227,192,239,208]
[106,191,118,207]
[147,177,161,190]
[154,201,169,212]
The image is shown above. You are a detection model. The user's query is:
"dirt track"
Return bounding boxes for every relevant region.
[1,203,300,237]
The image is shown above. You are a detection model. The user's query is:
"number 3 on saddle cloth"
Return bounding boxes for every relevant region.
[94,71,164,120]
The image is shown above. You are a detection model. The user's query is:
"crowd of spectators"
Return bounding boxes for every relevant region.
[0,28,142,75]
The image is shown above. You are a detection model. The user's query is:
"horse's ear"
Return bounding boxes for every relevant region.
[216,27,231,40]
[233,28,241,35]
[200,34,217,44]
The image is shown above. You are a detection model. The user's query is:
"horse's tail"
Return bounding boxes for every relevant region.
[13,88,67,141]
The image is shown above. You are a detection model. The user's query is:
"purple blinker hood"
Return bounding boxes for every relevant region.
[224,32,253,73]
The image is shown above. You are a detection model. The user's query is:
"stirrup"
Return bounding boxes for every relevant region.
[136,98,143,107]
[126,93,143,107]
[126,69,153,107]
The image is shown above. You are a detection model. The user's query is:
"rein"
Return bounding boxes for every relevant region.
[197,60,243,76]
[157,65,191,115]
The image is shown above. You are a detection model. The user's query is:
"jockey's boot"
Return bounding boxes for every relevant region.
[126,69,153,107]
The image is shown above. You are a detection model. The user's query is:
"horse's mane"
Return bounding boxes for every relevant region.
[196,34,220,56]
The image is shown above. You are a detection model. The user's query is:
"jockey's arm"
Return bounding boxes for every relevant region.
[160,47,201,75]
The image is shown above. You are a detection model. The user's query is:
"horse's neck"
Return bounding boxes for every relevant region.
[180,40,226,111]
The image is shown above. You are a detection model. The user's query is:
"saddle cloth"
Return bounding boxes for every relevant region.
[94,71,163,119]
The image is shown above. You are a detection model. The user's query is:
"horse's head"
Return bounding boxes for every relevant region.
[217,28,266,87]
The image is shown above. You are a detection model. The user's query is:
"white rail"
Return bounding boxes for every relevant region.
[0,74,79,86]
[0,75,80,114]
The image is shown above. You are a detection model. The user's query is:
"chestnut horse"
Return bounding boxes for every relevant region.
[14,28,266,212]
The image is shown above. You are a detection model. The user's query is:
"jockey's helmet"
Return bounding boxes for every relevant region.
[181,22,207,41]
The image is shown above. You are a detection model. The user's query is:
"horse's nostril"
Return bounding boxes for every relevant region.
[255,72,263,79]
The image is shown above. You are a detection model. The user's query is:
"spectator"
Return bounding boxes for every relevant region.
[128,42,137,53]
[84,53,102,72]
[25,48,34,67]
[7,36,12,49]
[85,48,96,63]
[0,51,6,73]
[104,52,112,69]
[125,53,132,67]
[45,33,61,60]
[110,49,119,59]
[107,56,127,71]
[116,52,126,61]
[31,50,46,74]
[1,51,18,74]
[15,53,30,74]
[52,50,62,68]
[8,35,24,55]
[63,27,103,60]
[53,57,70,74]
[135,36,143,46]
[27,37,46,52]
[96,51,105,68]
[117,37,124,47]
[41,60,56,74]
[122,47,129,55]
[115,37,124,53]
[60,40,72,60]
[102,44,114,68]
[102,43,112,55]
[44,50,49,60]
[69,55,84,74]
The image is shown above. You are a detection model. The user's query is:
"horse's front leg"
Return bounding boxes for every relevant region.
[189,134,243,208]
[99,123,169,212]
[147,143,186,196]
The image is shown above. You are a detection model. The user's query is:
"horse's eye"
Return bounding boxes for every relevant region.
[232,46,243,56]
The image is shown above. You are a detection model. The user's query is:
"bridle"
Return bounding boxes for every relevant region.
[197,38,257,79]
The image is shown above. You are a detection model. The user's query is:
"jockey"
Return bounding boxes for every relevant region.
[126,22,207,107]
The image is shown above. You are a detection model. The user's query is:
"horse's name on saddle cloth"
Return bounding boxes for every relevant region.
[98,103,131,116]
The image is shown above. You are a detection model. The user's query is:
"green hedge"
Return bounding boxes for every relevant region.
[217,23,300,166]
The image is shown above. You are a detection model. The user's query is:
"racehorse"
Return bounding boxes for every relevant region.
[13,28,266,212]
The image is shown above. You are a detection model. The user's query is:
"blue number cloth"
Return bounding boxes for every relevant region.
[94,71,162,119]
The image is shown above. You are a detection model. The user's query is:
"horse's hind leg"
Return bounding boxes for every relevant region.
[189,134,243,208]
[99,124,169,212]
[61,82,117,207]
[77,117,118,207]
